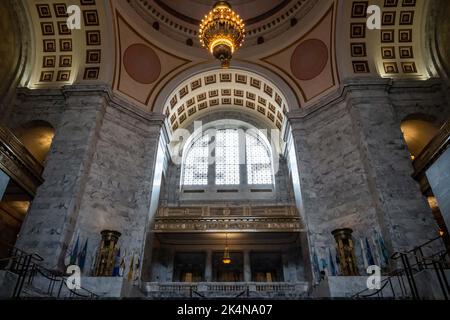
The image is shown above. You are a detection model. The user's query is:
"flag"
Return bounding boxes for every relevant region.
[365,237,375,266]
[320,256,328,274]
[90,247,98,276]
[78,239,88,272]
[112,248,121,277]
[134,254,140,282]
[70,234,80,265]
[360,238,368,269]
[335,250,340,275]
[119,250,126,277]
[376,232,390,267]
[328,248,337,276]
[312,248,321,281]
[127,252,135,281]
[371,237,381,266]
[64,247,71,267]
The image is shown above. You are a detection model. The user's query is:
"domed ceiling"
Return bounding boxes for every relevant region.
[129,0,318,48]
[18,0,435,130]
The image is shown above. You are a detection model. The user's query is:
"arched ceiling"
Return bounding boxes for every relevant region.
[161,68,290,134]
[17,0,438,119]
[0,1,22,97]
[337,0,434,80]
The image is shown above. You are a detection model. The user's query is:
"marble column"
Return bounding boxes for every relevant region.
[15,85,108,270]
[346,80,440,253]
[243,250,251,282]
[71,96,166,277]
[288,79,446,276]
[205,250,212,282]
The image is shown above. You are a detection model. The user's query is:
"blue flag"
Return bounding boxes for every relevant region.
[376,232,389,266]
[312,248,321,281]
[70,235,80,265]
[78,239,88,271]
[365,237,375,266]
[329,248,337,276]
[112,248,121,277]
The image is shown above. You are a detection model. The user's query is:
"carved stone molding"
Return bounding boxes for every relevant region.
[153,205,303,233]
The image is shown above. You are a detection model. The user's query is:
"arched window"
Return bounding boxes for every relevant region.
[215,129,240,185]
[183,134,209,185]
[182,128,274,186]
[246,134,273,184]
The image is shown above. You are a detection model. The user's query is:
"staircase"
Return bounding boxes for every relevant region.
[352,236,450,300]
[0,243,98,299]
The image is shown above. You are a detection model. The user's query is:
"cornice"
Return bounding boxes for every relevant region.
[287,77,446,123]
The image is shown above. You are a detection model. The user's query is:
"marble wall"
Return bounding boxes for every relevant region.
[11,87,107,269]
[4,78,449,295]
[8,86,164,274]
[427,149,450,234]
[288,79,449,280]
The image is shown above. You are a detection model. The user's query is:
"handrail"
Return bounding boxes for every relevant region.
[0,242,99,299]
[353,236,449,300]
[391,236,443,258]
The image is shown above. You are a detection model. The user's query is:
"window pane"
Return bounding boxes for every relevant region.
[246,134,273,184]
[183,134,209,185]
[215,129,240,185]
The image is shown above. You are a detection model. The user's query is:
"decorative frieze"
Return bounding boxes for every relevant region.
[153,205,303,233]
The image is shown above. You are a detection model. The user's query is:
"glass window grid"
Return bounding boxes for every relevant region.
[182,129,274,186]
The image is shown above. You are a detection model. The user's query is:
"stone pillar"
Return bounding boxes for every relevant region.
[71,96,166,277]
[346,80,440,253]
[15,85,108,270]
[243,250,251,282]
[205,250,212,282]
[288,79,444,276]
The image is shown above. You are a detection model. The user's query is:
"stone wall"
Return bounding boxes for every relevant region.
[289,93,379,278]
[427,149,450,233]
[288,79,448,280]
[8,85,164,275]
[12,87,107,269]
[72,100,164,276]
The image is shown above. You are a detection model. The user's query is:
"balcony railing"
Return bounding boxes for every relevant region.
[153,205,303,233]
[0,126,44,196]
[143,281,309,299]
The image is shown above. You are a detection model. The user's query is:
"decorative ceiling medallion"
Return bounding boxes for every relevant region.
[199,1,245,68]
[123,44,161,84]
[290,39,329,81]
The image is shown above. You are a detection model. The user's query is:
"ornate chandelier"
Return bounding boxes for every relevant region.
[199,1,245,68]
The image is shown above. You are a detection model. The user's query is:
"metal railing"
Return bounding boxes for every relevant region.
[0,242,99,299]
[352,236,450,300]
[145,281,306,299]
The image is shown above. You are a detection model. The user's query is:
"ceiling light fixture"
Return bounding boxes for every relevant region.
[222,233,232,264]
[199,1,245,68]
